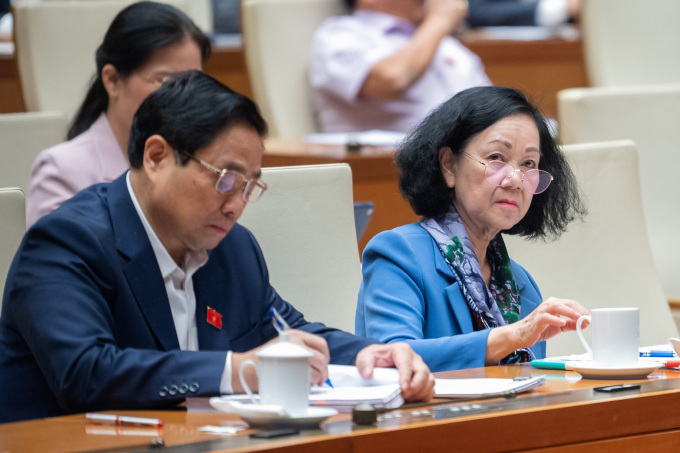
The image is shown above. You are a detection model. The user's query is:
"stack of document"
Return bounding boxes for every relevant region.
[434,375,546,398]
[309,384,403,411]
[201,365,547,414]
[319,365,545,404]
[310,365,404,411]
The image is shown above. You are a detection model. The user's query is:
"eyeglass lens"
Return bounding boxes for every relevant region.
[216,172,238,194]
[485,161,552,194]
[216,171,265,202]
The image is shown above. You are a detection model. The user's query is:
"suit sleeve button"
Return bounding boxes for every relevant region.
[168,384,179,396]
[189,382,200,393]
[159,385,169,397]
[179,383,189,394]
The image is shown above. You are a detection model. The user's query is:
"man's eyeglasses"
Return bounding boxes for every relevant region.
[462,152,553,195]
[177,149,267,203]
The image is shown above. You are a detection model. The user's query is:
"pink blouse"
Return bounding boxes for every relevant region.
[26,114,129,227]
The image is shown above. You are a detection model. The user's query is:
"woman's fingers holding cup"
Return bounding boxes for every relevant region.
[516,310,567,345]
[539,297,590,329]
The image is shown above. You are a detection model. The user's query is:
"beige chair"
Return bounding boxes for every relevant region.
[504,140,678,357]
[239,164,361,333]
[0,111,69,193]
[241,0,346,138]
[582,0,680,86]
[13,0,211,119]
[558,84,680,300]
[0,188,26,310]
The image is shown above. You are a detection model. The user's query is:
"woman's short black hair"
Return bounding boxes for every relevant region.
[128,71,267,169]
[396,86,585,240]
[68,1,211,140]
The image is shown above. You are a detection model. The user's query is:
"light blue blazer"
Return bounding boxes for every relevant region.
[356,223,546,372]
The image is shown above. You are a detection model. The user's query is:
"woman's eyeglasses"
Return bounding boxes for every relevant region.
[462,152,553,195]
[137,73,172,88]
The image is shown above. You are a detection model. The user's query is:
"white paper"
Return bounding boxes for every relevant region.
[197,425,246,435]
[324,364,400,387]
[309,384,403,409]
[216,365,405,411]
[305,130,405,147]
[434,375,546,398]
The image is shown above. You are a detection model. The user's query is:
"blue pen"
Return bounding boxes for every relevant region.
[640,350,676,358]
[270,308,334,388]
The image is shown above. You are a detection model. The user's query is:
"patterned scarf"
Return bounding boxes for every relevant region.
[419,205,533,364]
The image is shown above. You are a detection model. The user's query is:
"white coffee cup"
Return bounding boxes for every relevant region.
[576,307,640,367]
[239,331,313,415]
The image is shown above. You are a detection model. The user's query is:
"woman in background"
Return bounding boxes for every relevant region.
[26,1,210,226]
[356,86,589,372]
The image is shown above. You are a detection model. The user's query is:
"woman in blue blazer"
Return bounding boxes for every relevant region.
[356,86,589,372]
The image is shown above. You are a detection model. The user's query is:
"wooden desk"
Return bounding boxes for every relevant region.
[1,365,678,452]
[461,28,589,119]
[262,139,416,254]
[0,29,586,118]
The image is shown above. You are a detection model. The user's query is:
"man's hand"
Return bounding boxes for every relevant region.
[426,0,469,33]
[232,329,330,393]
[355,343,435,402]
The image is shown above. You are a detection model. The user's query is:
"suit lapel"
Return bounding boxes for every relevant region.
[194,258,233,350]
[444,283,474,333]
[108,175,180,351]
[515,270,542,319]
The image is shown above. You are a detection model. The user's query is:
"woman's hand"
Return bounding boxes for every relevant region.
[514,297,590,346]
[486,298,589,364]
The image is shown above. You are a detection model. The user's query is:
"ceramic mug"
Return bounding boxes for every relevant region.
[576,307,639,367]
[238,332,313,415]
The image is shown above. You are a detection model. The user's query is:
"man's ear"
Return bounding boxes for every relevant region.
[142,135,174,180]
[439,146,456,189]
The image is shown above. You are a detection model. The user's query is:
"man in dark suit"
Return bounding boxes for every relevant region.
[0,71,434,424]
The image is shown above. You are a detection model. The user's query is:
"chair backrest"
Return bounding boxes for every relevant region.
[504,141,678,357]
[0,111,69,193]
[582,0,680,86]
[241,0,345,139]
[238,163,360,333]
[558,84,680,299]
[0,188,26,310]
[13,0,211,119]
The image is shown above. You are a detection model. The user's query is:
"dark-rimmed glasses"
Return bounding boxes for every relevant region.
[177,149,268,203]
[462,152,553,194]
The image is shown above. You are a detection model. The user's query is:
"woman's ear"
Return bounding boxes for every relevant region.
[101,64,121,99]
[439,146,456,189]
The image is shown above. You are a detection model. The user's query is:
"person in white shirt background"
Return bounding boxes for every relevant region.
[310,0,492,134]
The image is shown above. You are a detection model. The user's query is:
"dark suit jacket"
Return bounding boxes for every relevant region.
[0,174,374,423]
[467,0,539,27]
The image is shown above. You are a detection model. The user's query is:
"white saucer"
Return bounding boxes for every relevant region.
[567,360,662,379]
[209,397,338,428]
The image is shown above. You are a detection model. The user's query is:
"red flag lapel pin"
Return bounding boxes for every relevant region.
[207,306,222,330]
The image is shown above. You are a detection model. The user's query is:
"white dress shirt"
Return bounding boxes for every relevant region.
[126,172,234,393]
